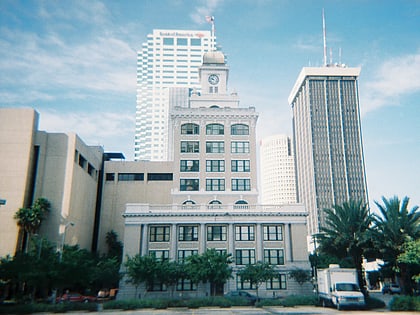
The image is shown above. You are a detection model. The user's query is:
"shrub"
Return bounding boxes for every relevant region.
[365,296,386,309]
[281,295,318,307]
[390,295,420,311]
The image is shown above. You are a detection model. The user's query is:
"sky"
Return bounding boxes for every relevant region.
[1,0,419,212]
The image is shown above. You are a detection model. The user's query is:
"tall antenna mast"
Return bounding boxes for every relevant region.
[322,9,327,66]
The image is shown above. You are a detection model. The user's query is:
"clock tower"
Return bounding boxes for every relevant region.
[190,51,239,108]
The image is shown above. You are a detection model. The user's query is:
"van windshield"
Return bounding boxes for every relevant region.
[336,283,360,291]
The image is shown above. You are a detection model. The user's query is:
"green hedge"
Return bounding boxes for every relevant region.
[256,295,318,307]
[389,295,420,311]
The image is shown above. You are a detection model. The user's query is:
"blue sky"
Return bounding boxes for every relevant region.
[1,0,419,211]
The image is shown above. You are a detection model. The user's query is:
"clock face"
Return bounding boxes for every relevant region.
[208,74,219,85]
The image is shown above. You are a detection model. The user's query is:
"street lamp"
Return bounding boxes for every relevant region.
[59,221,74,262]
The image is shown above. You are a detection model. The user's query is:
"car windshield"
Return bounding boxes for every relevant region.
[336,283,360,291]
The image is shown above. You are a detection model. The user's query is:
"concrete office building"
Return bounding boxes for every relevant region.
[288,66,368,237]
[260,135,297,205]
[135,29,214,161]
[0,108,103,257]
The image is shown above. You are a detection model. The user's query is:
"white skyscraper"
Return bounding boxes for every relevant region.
[260,134,297,205]
[135,29,215,161]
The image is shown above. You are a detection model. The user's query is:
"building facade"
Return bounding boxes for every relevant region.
[135,29,214,161]
[120,204,310,299]
[118,51,311,299]
[260,135,297,205]
[288,66,368,237]
[0,108,103,256]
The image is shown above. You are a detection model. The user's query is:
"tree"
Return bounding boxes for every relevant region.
[289,268,311,288]
[372,196,420,294]
[237,261,276,299]
[316,199,373,295]
[157,260,183,298]
[397,239,420,287]
[105,230,123,263]
[14,198,51,252]
[124,255,158,297]
[186,249,233,296]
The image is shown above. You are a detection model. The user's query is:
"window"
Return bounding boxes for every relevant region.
[181,141,199,153]
[177,38,188,45]
[231,160,250,172]
[206,178,225,191]
[179,225,198,241]
[264,249,284,265]
[180,179,199,191]
[232,179,251,191]
[206,123,224,135]
[206,141,224,153]
[118,173,144,181]
[147,173,173,181]
[149,281,167,292]
[178,250,198,263]
[181,123,199,135]
[163,37,174,45]
[207,226,227,241]
[264,225,283,241]
[235,249,255,265]
[231,124,249,135]
[177,278,197,291]
[78,154,87,169]
[231,141,249,153]
[190,38,201,46]
[267,274,287,290]
[206,160,225,172]
[235,225,254,241]
[236,275,256,290]
[105,173,115,181]
[180,160,199,172]
[149,226,170,242]
[149,250,169,261]
[87,163,95,176]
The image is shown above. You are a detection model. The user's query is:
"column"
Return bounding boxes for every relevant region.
[256,223,263,262]
[284,224,293,262]
[140,224,148,256]
[228,224,234,256]
[171,224,177,260]
[200,223,206,253]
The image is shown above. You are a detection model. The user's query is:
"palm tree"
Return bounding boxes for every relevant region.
[316,199,373,295]
[14,197,51,252]
[372,196,420,293]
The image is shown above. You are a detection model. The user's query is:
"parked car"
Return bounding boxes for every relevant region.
[225,290,258,304]
[56,292,97,303]
[382,284,401,295]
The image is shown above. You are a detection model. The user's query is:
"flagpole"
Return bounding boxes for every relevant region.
[206,16,215,51]
[211,17,215,51]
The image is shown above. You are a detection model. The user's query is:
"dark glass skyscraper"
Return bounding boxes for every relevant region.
[288,66,368,236]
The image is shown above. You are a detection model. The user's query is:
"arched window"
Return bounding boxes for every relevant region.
[208,199,222,210]
[231,124,249,135]
[181,123,200,135]
[234,200,249,209]
[206,123,224,135]
[210,105,220,108]
[183,200,196,205]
